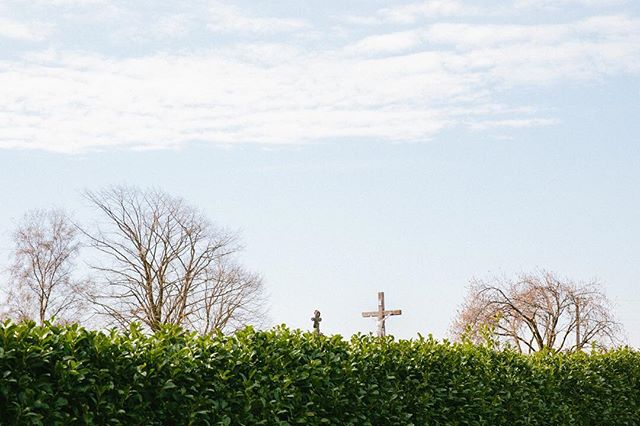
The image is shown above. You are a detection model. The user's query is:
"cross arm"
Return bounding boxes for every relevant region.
[362,309,402,318]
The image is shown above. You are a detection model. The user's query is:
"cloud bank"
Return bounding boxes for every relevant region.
[0,0,638,152]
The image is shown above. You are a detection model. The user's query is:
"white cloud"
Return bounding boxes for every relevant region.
[111,13,194,43]
[0,49,461,152]
[515,0,627,10]
[0,1,639,153]
[342,0,628,28]
[32,0,107,4]
[156,14,191,37]
[339,15,382,26]
[419,16,640,84]
[4,11,637,153]
[0,17,52,41]
[424,15,640,48]
[207,1,307,34]
[468,118,559,131]
[344,31,424,54]
[342,0,474,27]
[379,0,476,24]
[425,23,568,47]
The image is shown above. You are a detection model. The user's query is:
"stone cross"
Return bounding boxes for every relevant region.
[361,291,401,337]
[311,309,322,334]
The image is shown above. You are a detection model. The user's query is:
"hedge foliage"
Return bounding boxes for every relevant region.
[1,321,639,425]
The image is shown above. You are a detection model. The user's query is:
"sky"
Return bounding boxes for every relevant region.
[0,0,639,344]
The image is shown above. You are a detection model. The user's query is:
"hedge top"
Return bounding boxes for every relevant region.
[1,321,639,425]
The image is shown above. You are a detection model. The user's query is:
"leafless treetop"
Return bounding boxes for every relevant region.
[451,270,623,353]
[84,186,265,333]
[3,209,86,324]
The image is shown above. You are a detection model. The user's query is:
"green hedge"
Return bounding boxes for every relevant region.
[0,321,639,425]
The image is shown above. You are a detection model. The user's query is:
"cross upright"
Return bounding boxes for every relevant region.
[361,291,402,337]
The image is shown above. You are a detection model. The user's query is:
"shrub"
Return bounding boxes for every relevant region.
[0,321,638,425]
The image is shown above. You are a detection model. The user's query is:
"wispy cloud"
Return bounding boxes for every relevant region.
[424,15,640,48]
[0,0,639,152]
[33,0,107,4]
[468,118,560,131]
[0,49,457,152]
[343,0,628,28]
[515,0,627,10]
[207,1,307,34]
[379,0,475,24]
[343,0,475,27]
[344,31,423,55]
[156,14,191,37]
[0,17,52,41]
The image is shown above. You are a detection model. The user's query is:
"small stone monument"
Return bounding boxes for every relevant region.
[311,309,322,335]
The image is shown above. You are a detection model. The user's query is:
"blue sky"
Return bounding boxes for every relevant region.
[1,0,639,344]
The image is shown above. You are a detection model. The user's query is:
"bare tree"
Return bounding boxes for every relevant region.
[188,258,266,334]
[451,270,622,352]
[83,186,265,333]
[3,209,86,325]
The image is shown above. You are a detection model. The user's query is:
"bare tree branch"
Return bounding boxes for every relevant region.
[83,186,266,333]
[2,209,88,325]
[450,270,623,352]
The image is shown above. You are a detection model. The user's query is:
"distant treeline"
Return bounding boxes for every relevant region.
[1,321,638,425]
